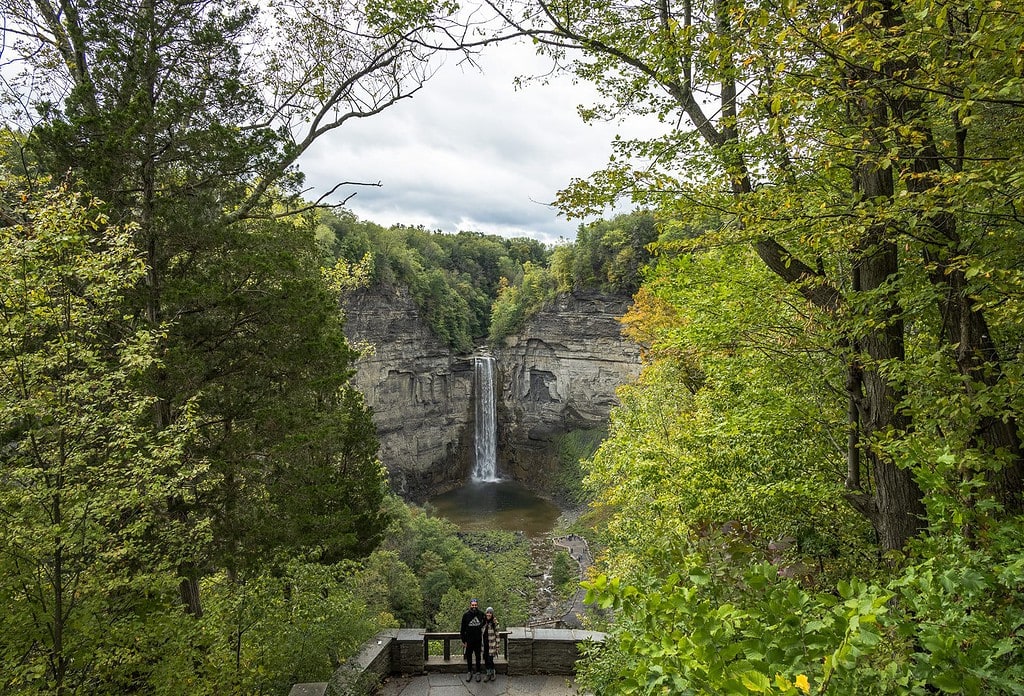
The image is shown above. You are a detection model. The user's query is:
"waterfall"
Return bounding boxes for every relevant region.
[472,355,500,482]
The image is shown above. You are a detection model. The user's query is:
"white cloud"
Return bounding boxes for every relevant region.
[298,39,656,245]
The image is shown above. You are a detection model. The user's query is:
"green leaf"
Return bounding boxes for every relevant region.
[931,671,966,693]
[740,670,771,692]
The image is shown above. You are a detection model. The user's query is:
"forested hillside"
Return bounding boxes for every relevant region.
[315,209,657,348]
[315,211,548,350]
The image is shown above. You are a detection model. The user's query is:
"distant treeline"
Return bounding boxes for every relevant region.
[314,210,660,349]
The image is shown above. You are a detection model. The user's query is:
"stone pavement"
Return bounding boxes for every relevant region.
[377,673,581,696]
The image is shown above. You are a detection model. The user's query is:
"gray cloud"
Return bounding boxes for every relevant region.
[298,41,643,245]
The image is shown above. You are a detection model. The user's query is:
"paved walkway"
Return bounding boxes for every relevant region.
[377,673,581,695]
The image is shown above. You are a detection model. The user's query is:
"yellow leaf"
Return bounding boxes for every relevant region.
[795,674,811,693]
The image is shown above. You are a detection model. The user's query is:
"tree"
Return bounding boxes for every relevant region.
[470,0,1024,691]
[592,244,869,573]
[485,0,1024,550]
[572,206,1024,696]
[157,212,389,577]
[488,262,560,341]
[0,178,194,694]
[561,211,658,293]
[1,0,463,614]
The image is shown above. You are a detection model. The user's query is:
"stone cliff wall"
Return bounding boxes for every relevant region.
[494,291,642,486]
[340,286,473,499]
[341,287,641,499]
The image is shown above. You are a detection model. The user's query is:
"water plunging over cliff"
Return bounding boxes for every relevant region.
[429,357,559,537]
[472,355,500,482]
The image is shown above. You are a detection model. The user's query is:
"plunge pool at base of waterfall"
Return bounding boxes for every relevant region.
[426,479,561,538]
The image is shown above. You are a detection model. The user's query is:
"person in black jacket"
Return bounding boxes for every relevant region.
[460,598,484,681]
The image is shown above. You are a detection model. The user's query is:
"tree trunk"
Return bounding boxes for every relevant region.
[723,0,927,548]
[906,134,1024,515]
[923,244,1024,513]
[844,227,926,549]
[841,14,927,547]
[178,575,204,618]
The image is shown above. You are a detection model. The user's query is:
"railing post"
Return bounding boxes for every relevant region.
[443,637,451,661]
[423,635,429,663]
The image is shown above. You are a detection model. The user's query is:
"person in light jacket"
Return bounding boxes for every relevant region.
[481,606,501,682]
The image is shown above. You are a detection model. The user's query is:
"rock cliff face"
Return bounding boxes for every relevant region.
[494,291,642,486]
[340,286,473,499]
[341,287,641,499]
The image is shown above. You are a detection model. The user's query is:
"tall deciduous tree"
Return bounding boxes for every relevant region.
[0,179,195,694]
[486,0,1024,549]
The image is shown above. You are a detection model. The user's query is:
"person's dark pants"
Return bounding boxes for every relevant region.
[484,646,495,672]
[465,641,482,672]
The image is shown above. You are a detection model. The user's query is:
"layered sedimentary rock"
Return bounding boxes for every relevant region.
[341,286,641,498]
[494,291,642,485]
[340,286,473,499]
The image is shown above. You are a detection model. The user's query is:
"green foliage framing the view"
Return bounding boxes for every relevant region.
[0,0,468,686]
[472,0,1024,689]
[0,174,391,696]
[576,242,1024,695]
[0,179,179,695]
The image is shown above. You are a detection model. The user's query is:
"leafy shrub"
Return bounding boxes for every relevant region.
[578,533,892,695]
[551,551,578,599]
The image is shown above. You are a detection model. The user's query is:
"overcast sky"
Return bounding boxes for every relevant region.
[298,40,655,245]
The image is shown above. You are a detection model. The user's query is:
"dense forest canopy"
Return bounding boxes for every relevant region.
[316,211,549,349]
[315,208,657,347]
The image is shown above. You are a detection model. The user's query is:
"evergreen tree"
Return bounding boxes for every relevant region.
[1,0,461,616]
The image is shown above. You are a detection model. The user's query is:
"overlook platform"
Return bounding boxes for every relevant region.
[288,627,602,696]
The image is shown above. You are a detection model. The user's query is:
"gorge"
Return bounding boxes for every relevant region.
[340,286,643,501]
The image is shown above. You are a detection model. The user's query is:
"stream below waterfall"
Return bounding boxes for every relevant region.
[427,479,566,620]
